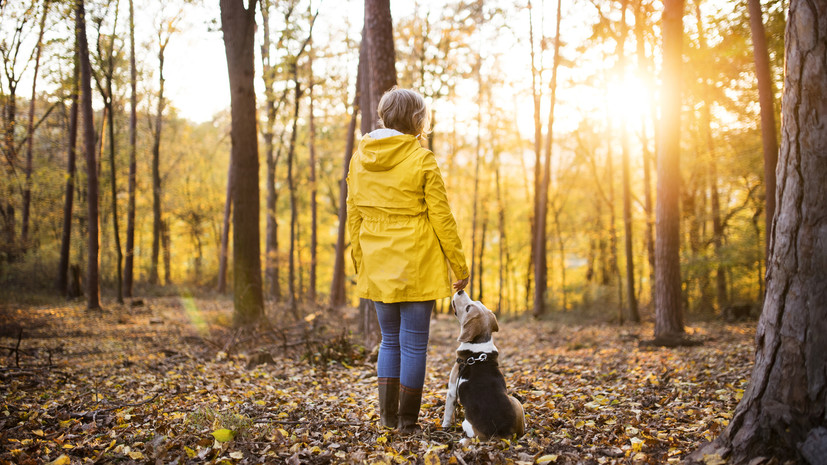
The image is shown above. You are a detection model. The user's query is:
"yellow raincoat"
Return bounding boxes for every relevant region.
[347,133,469,303]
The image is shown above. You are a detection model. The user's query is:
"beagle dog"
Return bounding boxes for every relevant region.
[441,290,525,440]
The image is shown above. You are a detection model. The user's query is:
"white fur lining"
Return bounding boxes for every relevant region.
[368,128,404,139]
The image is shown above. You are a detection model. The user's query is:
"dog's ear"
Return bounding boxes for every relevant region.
[458,306,481,342]
[489,312,499,333]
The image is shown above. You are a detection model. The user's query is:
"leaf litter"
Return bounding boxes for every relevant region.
[0,297,754,464]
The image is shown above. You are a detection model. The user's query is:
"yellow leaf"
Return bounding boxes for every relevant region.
[574,420,585,428]
[128,451,145,459]
[536,455,558,464]
[47,455,71,465]
[33,429,44,437]
[630,437,644,452]
[424,451,441,465]
[229,451,244,459]
[211,428,236,443]
[184,446,197,458]
[703,454,726,465]
[377,434,388,444]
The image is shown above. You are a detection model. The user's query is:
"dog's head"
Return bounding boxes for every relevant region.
[451,290,499,343]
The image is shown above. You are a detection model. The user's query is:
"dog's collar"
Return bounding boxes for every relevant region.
[456,350,498,367]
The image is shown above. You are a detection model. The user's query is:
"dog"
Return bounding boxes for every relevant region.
[441,290,525,440]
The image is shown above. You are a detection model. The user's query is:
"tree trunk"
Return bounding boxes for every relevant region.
[150,38,167,286]
[364,0,397,123]
[217,159,232,293]
[260,0,282,301]
[746,0,779,261]
[330,36,363,308]
[287,64,301,319]
[124,0,137,298]
[58,44,80,296]
[616,0,639,323]
[533,0,562,318]
[221,0,264,326]
[689,1,827,461]
[654,0,685,341]
[21,2,49,246]
[635,0,656,295]
[77,0,101,310]
[527,0,541,316]
[695,1,727,312]
[470,55,482,299]
[308,43,317,303]
[102,0,123,303]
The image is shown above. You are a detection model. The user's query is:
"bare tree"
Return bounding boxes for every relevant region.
[653,0,685,341]
[149,11,180,286]
[689,1,827,461]
[21,0,49,245]
[92,0,123,303]
[746,0,778,261]
[58,38,80,296]
[533,0,562,318]
[220,0,264,325]
[77,0,101,310]
[124,0,137,297]
[330,36,364,308]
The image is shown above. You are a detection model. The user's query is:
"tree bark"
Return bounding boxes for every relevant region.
[616,0,639,323]
[124,0,137,298]
[287,62,301,319]
[58,40,80,296]
[533,0,562,318]
[217,159,232,293]
[260,0,281,301]
[77,0,101,310]
[330,36,364,308]
[746,0,779,261]
[653,0,685,340]
[21,1,49,246]
[308,41,318,303]
[364,0,397,123]
[220,0,264,326]
[149,30,169,287]
[689,0,827,461]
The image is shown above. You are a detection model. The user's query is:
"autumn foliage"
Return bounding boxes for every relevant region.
[1,297,752,464]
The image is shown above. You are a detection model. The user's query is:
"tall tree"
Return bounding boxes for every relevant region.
[746,0,778,260]
[58,37,80,296]
[365,0,397,118]
[307,33,318,303]
[220,0,264,326]
[689,0,827,461]
[77,0,101,310]
[259,0,285,301]
[93,0,123,303]
[149,13,179,286]
[533,0,562,317]
[616,0,640,323]
[123,0,137,298]
[653,0,685,341]
[217,158,232,293]
[21,0,49,245]
[330,35,364,308]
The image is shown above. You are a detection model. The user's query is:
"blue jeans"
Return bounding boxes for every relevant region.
[374,300,434,389]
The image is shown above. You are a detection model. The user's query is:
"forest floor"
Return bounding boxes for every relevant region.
[0,294,755,464]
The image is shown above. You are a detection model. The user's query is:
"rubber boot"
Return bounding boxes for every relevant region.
[378,378,399,428]
[398,385,423,434]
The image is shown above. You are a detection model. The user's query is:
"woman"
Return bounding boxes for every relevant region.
[347,87,470,433]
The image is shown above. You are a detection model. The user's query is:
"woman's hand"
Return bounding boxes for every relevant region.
[452,276,470,291]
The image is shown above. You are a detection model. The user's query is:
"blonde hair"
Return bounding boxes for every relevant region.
[377,87,431,137]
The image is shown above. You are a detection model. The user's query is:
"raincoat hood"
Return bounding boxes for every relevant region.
[358,131,422,172]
